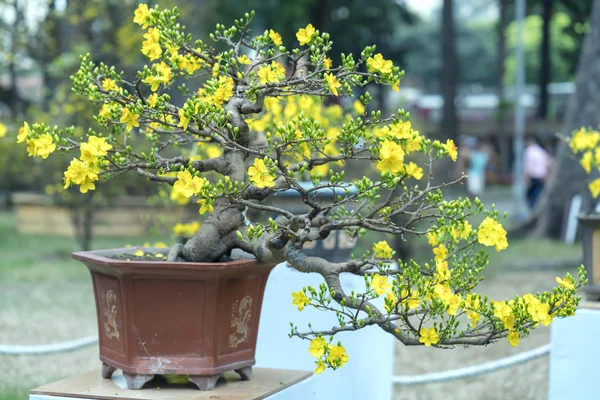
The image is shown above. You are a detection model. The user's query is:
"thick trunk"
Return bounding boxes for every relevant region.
[528,0,600,237]
[440,0,459,141]
[537,0,553,119]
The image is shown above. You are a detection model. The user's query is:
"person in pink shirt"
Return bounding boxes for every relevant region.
[524,136,553,209]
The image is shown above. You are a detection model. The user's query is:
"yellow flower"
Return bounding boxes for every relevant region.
[570,128,600,153]
[296,23,316,46]
[173,222,200,238]
[178,108,189,130]
[389,121,413,140]
[446,293,462,316]
[29,134,56,159]
[324,73,341,96]
[99,103,114,119]
[154,242,168,248]
[384,292,397,313]
[401,289,420,310]
[237,54,251,65]
[120,107,140,132]
[353,100,365,115]
[315,361,326,375]
[170,185,189,205]
[197,198,214,215]
[404,133,423,153]
[377,140,405,174]
[81,136,112,159]
[205,144,222,158]
[17,121,29,143]
[373,240,393,259]
[433,244,447,262]
[141,27,162,60]
[580,151,593,174]
[442,139,458,161]
[248,158,276,188]
[492,301,512,321]
[308,337,327,357]
[324,57,332,70]
[0,122,6,137]
[147,93,158,107]
[133,3,151,28]
[366,53,393,75]
[173,170,208,198]
[403,162,423,180]
[133,249,145,257]
[101,78,119,92]
[466,310,480,328]
[371,274,391,296]
[477,217,508,251]
[435,260,451,282]
[257,61,286,84]
[292,290,310,311]
[144,61,172,91]
[589,178,600,198]
[269,29,283,46]
[419,327,440,347]
[507,331,520,347]
[211,76,235,106]
[327,345,348,367]
[434,284,452,302]
[63,158,99,193]
[427,231,439,246]
[556,275,575,290]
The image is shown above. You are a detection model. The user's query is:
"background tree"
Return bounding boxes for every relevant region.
[440,0,458,141]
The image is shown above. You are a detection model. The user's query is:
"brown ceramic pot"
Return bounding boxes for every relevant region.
[72,248,275,390]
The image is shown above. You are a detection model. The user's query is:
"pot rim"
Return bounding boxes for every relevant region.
[72,247,259,271]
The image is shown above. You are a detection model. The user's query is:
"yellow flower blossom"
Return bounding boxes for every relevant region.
[257,61,286,84]
[373,240,394,259]
[477,217,508,251]
[366,53,393,75]
[384,292,397,313]
[0,123,6,137]
[101,78,120,92]
[556,275,575,290]
[248,158,275,188]
[419,327,440,347]
[144,61,172,91]
[133,3,151,28]
[170,185,189,205]
[292,290,310,311]
[315,361,326,375]
[178,108,189,130]
[507,331,520,347]
[389,121,413,140]
[324,73,341,96]
[197,198,214,215]
[120,107,140,132]
[17,121,29,143]
[173,221,200,237]
[377,140,405,174]
[205,144,222,158]
[147,93,158,107]
[296,23,316,45]
[589,178,600,198]
[237,54,251,65]
[570,128,600,153]
[403,162,423,180]
[173,170,207,198]
[435,260,451,281]
[269,29,283,46]
[401,289,420,310]
[446,293,462,316]
[404,132,423,153]
[433,244,447,262]
[442,139,458,161]
[580,151,593,173]
[141,27,162,60]
[27,134,56,159]
[353,100,365,115]
[63,158,99,193]
[308,337,327,357]
[327,345,349,367]
[427,231,440,246]
[80,136,112,164]
[324,57,332,70]
[371,274,391,296]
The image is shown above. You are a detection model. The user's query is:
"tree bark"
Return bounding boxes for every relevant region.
[527,0,600,237]
[496,0,511,173]
[537,0,553,119]
[440,0,459,141]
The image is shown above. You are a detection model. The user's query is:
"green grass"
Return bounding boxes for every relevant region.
[0,211,170,283]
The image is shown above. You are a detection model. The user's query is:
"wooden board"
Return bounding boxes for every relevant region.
[30,368,313,400]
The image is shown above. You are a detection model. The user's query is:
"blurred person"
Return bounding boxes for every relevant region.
[464,138,489,197]
[524,136,552,209]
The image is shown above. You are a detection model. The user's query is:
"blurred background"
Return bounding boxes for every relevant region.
[0,0,597,399]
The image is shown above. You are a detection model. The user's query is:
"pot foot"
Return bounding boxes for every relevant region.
[235,366,252,381]
[188,374,222,391]
[123,372,154,390]
[101,362,116,379]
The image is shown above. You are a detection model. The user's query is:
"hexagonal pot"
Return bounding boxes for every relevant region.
[72,248,275,390]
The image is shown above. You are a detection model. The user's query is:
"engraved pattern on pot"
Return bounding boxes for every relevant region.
[228,295,252,348]
[101,290,120,339]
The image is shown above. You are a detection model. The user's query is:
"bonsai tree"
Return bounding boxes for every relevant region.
[17,5,585,375]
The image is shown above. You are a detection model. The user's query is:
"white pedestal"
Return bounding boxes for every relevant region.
[255,262,395,400]
[549,304,600,400]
